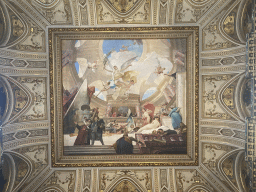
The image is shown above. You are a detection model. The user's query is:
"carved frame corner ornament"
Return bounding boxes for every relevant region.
[48,26,199,167]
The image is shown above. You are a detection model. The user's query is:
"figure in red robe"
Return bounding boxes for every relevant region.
[112,112,117,117]
[74,120,91,145]
[87,86,95,103]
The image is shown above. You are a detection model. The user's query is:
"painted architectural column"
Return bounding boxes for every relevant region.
[176,72,186,124]
[136,104,141,117]
[106,104,112,117]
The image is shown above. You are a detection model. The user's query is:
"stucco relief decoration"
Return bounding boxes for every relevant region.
[37,171,76,192]
[202,75,233,119]
[14,16,45,52]
[3,1,46,52]
[202,1,239,51]
[15,77,47,122]
[219,76,244,121]
[176,169,214,192]
[175,0,218,23]
[83,170,91,191]
[11,83,30,120]
[12,154,29,190]
[11,145,48,191]
[202,55,246,67]
[0,58,13,67]
[221,153,238,189]
[27,0,72,25]
[0,76,47,125]
[3,129,48,143]
[99,169,151,192]
[240,154,250,192]
[0,4,7,46]
[240,0,253,41]
[0,57,46,68]
[96,0,151,24]
[0,75,32,125]
[160,169,168,191]
[107,0,141,12]
[202,144,236,180]
[0,2,26,47]
[36,0,56,4]
[10,13,25,40]
[78,0,88,25]
[241,79,251,117]
[159,0,168,24]
[221,3,240,43]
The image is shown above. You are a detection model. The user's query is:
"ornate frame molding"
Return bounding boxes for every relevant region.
[49,26,199,167]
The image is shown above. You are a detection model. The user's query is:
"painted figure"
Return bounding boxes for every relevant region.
[111,132,142,154]
[112,112,117,117]
[103,55,139,99]
[103,56,136,83]
[74,119,91,145]
[137,117,161,133]
[112,79,136,100]
[154,62,165,75]
[142,108,151,126]
[91,117,105,145]
[126,111,135,132]
[159,103,168,115]
[63,38,187,155]
[106,120,118,133]
[168,107,182,129]
[94,81,111,98]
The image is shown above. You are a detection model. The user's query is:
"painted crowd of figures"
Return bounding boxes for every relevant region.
[73,104,186,154]
[74,116,105,146]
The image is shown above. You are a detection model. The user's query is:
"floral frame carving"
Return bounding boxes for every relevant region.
[49,27,199,167]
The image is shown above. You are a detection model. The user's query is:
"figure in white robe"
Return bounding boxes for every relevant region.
[142,108,152,125]
[137,117,160,133]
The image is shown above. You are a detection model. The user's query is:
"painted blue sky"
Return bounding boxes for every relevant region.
[102,40,143,58]
[75,61,79,74]
[94,88,105,100]
[142,87,157,100]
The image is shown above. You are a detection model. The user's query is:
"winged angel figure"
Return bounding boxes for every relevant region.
[101,52,139,100]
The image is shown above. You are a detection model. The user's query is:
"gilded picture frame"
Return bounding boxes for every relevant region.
[49,27,199,167]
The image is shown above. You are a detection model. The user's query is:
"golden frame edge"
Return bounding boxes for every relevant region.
[49,26,199,167]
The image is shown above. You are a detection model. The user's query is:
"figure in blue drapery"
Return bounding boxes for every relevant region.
[126,109,135,132]
[168,107,182,129]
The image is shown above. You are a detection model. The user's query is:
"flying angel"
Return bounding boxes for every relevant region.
[154,58,165,75]
[94,80,116,98]
[103,53,139,100]
[88,60,98,73]
[103,54,138,83]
